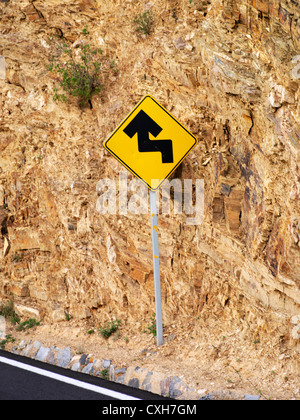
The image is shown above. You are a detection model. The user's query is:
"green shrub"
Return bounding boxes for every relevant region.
[99,319,121,339]
[48,41,116,108]
[133,11,154,35]
[0,334,15,350]
[16,318,40,331]
[100,368,109,380]
[0,298,41,332]
[143,313,156,337]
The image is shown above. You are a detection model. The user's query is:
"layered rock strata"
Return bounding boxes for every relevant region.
[0,0,299,345]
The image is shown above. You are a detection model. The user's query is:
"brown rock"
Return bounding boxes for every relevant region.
[0,0,299,348]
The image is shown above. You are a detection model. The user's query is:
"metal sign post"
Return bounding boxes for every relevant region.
[103,95,198,347]
[149,189,163,346]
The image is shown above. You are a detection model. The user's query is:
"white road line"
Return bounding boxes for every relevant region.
[0,356,140,400]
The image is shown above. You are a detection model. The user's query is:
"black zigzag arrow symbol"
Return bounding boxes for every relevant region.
[123,110,174,164]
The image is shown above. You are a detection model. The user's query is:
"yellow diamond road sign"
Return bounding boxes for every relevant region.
[103,95,198,191]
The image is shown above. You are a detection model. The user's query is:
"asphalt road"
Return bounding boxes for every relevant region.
[0,349,167,401]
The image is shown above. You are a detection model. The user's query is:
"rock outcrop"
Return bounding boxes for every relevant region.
[0,0,299,345]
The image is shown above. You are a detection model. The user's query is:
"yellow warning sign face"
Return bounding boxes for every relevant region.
[103,95,198,191]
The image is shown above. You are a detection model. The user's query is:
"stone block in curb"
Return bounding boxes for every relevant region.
[142,371,153,391]
[56,347,71,368]
[115,368,127,384]
[33,341,42,352]
[46,348,57,365]
[116,374,126,384]
[128,378,139,388]
[160,376,184,398]
[21,343,37,358]
[91,358,102,374]
[199,393,213,400]
[79,353,89,366]
[82,362,94,374]
[103,359,111,369]
[109,364,115,381]
[35,346,50,362]
[244,394,261,400]
[71,361,81,371]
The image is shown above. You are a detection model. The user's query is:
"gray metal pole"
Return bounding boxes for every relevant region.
[149,189,163,346]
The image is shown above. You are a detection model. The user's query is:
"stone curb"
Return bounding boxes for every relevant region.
[11,339,260,400]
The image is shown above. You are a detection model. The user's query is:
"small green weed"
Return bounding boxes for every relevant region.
[0,334,15,350]
[65,312,71,321]
[16,318,40,331]
[82,25,89,35]
[143,313,156,337]
[100,368,109,380]
[0,298,20,325]
[99,319,121,339]
[133,11,154,35]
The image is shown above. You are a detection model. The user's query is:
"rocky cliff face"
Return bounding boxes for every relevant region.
[0,0,299,344]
